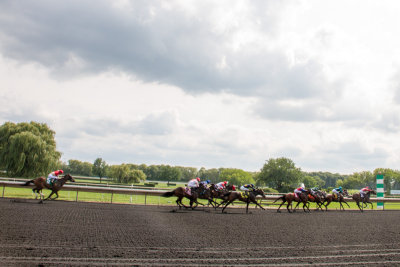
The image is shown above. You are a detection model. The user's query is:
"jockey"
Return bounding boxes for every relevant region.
[200,179,211,188]
[199,179,211,195]
[360,186,373,200]
[332,186,343,199]
[216,181,228,190]
[294,186,307,198]
[187,177,200,195]
[310,187,320,195]
[47,170,63,185]
[240,184,255,191]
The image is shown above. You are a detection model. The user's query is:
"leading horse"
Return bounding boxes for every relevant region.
[22,173,75,203]
[352,189,376,212]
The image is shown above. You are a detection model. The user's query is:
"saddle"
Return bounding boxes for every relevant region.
[240,191,250,198]
[185,187,192,196]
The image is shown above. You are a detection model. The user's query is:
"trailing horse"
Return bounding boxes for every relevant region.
[22,174,75,203]
[161,186,204,210]
[352,189,376,212]
[221,188,266,214]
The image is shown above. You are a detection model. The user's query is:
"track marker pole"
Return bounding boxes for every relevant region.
[377,172,384,210]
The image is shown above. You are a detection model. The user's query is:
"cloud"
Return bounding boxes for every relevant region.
[0,1,340,109]
[2,1,400,174]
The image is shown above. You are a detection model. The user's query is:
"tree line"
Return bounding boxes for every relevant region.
[1,121,400,192]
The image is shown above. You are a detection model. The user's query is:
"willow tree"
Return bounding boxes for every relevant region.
[0,121,61,177]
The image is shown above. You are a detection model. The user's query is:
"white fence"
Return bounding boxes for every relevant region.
[2,180,400,205]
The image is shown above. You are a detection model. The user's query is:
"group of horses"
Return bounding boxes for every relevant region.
[21,175,376,213]
[273,189,376,213]
[163,184,377,213]
[162,183,266,213]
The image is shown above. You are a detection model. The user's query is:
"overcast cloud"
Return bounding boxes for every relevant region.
[1,0,400,174]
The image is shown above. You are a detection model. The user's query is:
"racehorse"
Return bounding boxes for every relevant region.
[306,190,326,211]
[221,188,266,214]
[210,184,236,208]
[273,190,311,213]
[323,189,350,211]
[161,186,204,210]
[196,183,218,208]
[352,189,376,212]
[22,173,75,203]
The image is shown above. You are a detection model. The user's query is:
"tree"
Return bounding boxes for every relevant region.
[197,168,221,183]
[0,121,61,177]
[257,157,303,192]
[219,168,254,186]
[107,164,146,184]
[93,158,108,183]
[303,175,325,188]
[68,159,93,176]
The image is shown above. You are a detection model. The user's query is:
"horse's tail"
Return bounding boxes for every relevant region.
[273,195,285,203]
[22,180,34,186]
[162,190,175,197]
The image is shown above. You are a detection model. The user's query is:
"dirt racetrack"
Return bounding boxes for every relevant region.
[1,198,400,266]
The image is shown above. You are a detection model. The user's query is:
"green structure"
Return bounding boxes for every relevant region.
[376,173,384,209]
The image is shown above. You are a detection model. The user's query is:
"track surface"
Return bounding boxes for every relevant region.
[1,198,400,266]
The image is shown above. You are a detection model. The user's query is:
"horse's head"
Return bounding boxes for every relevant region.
[343,189,349,197]
[64,173,75,182]
[255,188,266,198]
[227,184,236,191]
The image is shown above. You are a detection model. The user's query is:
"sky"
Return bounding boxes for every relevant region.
[1,0,400,174]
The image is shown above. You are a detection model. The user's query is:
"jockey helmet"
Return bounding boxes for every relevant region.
[232,185,236,190]
[59,169,64,174]
[339,186,342,190]
[366,186,369,189]
[224,181,227,185]
[206,179,210,183]
[251,184,254,187]
[196,177,200,181]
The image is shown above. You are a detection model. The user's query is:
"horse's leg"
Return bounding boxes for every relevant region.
[324,200,331,211]
[246,201,250,214]
[356,201,362,211]
[286,200,292,213]
[52,191,59,200]
[44,191,54,201]
[304,201,310,212]
[32,189,38,199]
[251,199,265,211]
[368,201,373,210]
[222,200,233,213]
[293,201,301,212]
[176,197,183,209]
[343,200,350,209]
[277,200,285,213]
